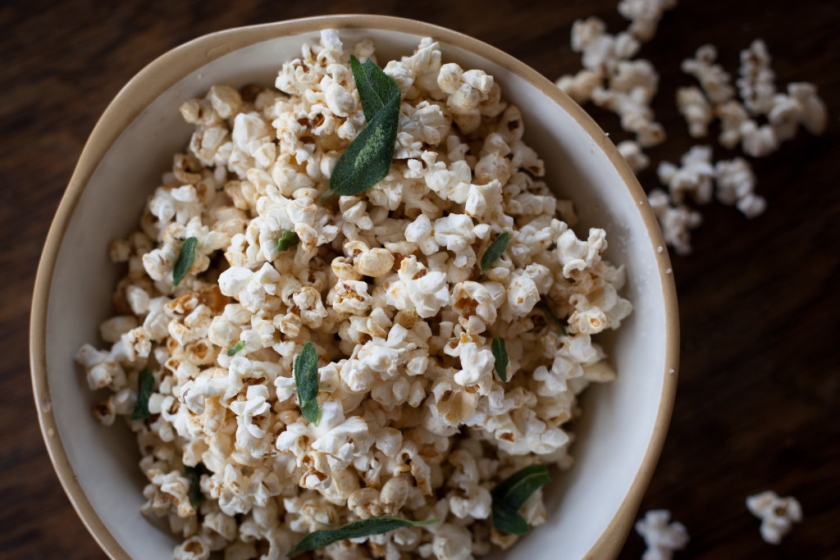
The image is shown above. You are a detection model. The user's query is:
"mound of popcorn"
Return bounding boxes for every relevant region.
[76,30,632,560]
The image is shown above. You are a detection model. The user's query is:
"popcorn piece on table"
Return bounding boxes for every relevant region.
[657,146,715,205]
[714,158,766,218]
[677,86,713,138]
[635,509,689,560]
[740,120,779,158]
[746,490,802,545]
[648,189,702,256]
[681,44,735,105]
[555,70,602,105]
[738,39,777,116]
[715,100,750,149]
[617,140,650,173]
[617,0,679,42]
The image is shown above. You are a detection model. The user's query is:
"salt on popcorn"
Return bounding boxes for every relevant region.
[76,30,633,559]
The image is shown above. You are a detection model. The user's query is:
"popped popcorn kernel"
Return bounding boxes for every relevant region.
[746,490,802,545]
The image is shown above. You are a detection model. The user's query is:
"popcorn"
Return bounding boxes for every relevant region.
[715,100,750,149]
[787,82,828,135]
[649,189,702,255]
[79,31,632,560]
[617,140,650,173]
[738,39,776,116]
[657,146,715,205]
[558,15,667,148]
[681,44,735,104]
[635,510,689,560]
[714,158,766,218]
[555,70,602,104]
[617,0,678,42]
[746,491,802,545]
[676,87,713,138]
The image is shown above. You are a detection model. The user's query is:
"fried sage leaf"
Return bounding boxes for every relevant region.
[276,230,300,252]
[480,232,510,271]
[491,337,509,382]
[294,342,320,425]
[184,464,204,508]
[130,368,154,420]
[227,340,246,357]
[491,464,551,534]
[288,517,439,556]
[172,236,197,287]
[327,56,400,197]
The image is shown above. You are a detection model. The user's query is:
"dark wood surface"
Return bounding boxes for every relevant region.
[2,0,839,558]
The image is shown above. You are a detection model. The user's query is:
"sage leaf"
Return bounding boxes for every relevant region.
[288,517,439,556]
[131,368,154,420]
[227,340,246,357]
[276,231,299,252]
[351,55,401,121]
[184,464,204,508]
[294,342,320,425]
[491,464,551,534]
[491,337,509,382]
[328,56,400,196]
[491,502,530,535]
[538,301,568,335]
[480,232,510,271]
[172,236,197,287]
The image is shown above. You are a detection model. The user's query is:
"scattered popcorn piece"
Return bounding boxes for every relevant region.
[787,82,828,135]
[617,140,650,173]
[555,70,602,105]
[618,0,679,42]
[740,120,779,158]
[715,100,750,149]
[677,86,713,138]
[657,146,715,205]
[746,491,802,545]
[715,158,766,218]
[681,44,735,104]
[738,40,777,116]
[649,189,702,255]
[635,510,689,560]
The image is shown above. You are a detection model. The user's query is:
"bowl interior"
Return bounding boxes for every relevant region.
[40,22,674,560]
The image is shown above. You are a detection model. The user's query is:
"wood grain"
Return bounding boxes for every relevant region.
[2,0,839,558]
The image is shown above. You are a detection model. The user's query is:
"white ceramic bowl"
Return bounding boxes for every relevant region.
[31,15,679,560]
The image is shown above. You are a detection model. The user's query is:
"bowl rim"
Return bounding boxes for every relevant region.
[29,14,679,560]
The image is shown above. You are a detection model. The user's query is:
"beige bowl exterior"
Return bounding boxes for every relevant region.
[30,14,679,560]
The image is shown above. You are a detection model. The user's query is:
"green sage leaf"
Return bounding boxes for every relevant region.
[328,56,401,197]
[491,337,509,382]
[538,301,568,335]
[184,464,204,508]
[351,55,401,121]
[172,236,197,287]
[491,464,551,534]
[294,342,320,425]
[227,340,246,357]
[288,517,439,556]
[131,368,154,420]
[491,502,530,535]
[480,232,510,271]
[276,230,300,252]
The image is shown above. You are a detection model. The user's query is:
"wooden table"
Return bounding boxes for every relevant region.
[2,0,838,558]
